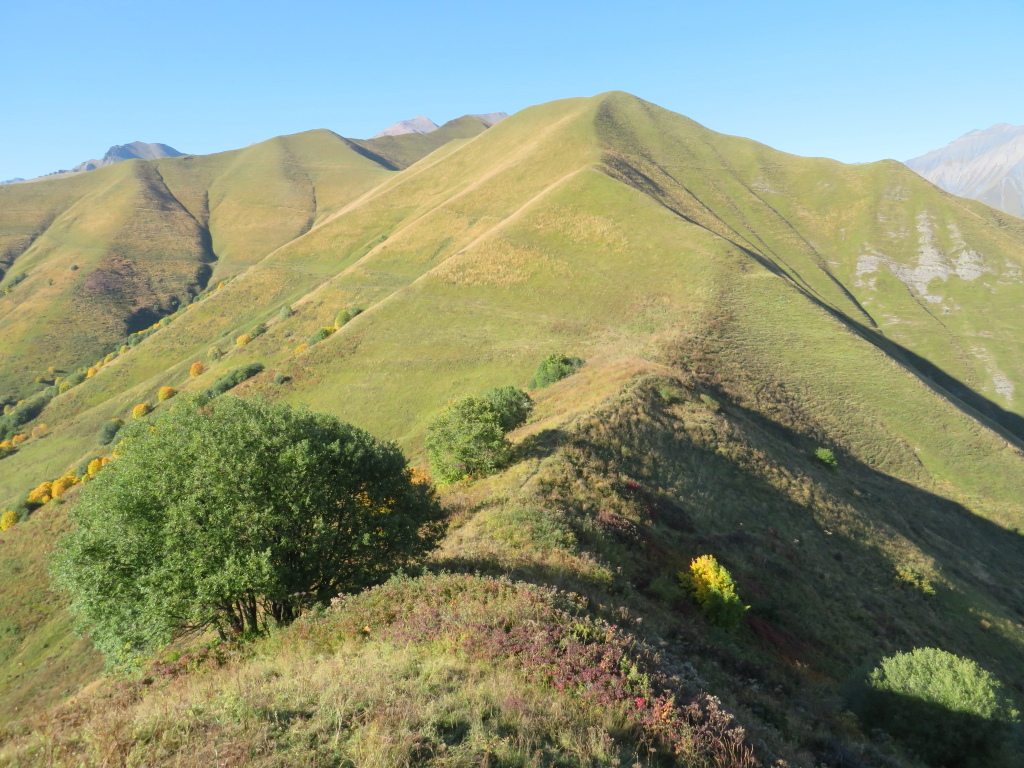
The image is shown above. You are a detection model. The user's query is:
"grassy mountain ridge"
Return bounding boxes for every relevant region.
[0,91,1023,765]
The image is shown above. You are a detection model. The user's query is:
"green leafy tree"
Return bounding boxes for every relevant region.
[529,353,584,389]
[426,396,511,485]
[480,386,533,432]
[52,396,445,662]
[856,647,1018,766]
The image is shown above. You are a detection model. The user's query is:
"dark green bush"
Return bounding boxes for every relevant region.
[205,363,265,398]
[529,353,584,389]
[308,327,335,346]
[480,386,533,432]
[0,393,52,440]
[97,419,124,446]
[854,647,1018,766]
[426,396,511,485]
[65,371,86,387]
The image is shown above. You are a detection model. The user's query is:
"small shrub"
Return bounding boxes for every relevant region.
[27,481,53,505]
[480,385,533,432]
[236,333,252,347]
[278,305,295,320]
[58,381,73,394]
[814,447,837,468]
[334,306,362,328]
[294,343,308,355]
[98,419,123,446]
[87,458,104,477]
[65,371,86,387]
[855,647,1018,765]
[273,372,288,385]
[216,281,225,290]
[682,555,747,630]
[11,433,28,446]
[52,475,80,498]
[189,361,205,378]
[426,395,511,485]
[205,363,265,398]
[0,510,16,531]
[250,322,267,338]
[529,353,584,389]
[157,386,176,402]
[119,345,130,355]
[207,347,223,361]
[86,367,98,378]
[308,327,335,346]
[132,403,151,419]
[30,424,47,439]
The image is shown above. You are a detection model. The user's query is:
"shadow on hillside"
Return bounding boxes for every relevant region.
[602,152,1024,446]
[477,379,1024,698]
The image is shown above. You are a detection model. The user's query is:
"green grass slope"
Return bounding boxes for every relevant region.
[0,120,489,402]
[1,91,1023,766]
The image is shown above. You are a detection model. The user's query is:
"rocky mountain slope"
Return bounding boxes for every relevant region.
[906,123,1024,218]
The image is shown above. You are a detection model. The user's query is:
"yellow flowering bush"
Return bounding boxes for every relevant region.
[157,386,176,402]
[11,433,28,445]
[236,334,252,347]
[28,481,53,505]
[189,361,205,378]
[681,554,747,630]
[52,475,80,498]
[86,366,98,378]
[132,403,151,419]
[294,343,308,355]
[0,510,16,531]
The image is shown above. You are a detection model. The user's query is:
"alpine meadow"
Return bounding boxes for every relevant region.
[0,91,1023,768]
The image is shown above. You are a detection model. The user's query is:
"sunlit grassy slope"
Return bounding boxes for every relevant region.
[1,91,1023,765]
[0,119,492,400]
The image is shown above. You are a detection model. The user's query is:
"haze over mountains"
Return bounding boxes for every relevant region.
[906,123,1024,218]
[1,93,1023,766]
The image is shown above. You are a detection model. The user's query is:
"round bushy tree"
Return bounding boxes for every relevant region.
[857,647,1018,766]
[529,353,584,389]
[426,396,511,485]
[480,386,533,433]
[52,396,446,662]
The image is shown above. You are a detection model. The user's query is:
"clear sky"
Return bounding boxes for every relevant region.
[3,0,1022,180]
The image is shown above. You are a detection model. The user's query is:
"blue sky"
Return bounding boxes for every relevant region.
[2,0,1022,180]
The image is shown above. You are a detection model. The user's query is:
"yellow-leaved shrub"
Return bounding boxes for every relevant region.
[132,403,150,419]
[681,554,747,630]
[28,481,53,505]
[294,343,308,355]
[236,334,252,347]
[189,361,205,378]
[51,475,80,498]
[157,386,176,401]
[11,433,28,445]
[0,510,16,531]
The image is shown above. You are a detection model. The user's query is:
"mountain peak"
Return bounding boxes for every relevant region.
[69,141,184,173]
[905,123,1024,216]
[371,116,439,139]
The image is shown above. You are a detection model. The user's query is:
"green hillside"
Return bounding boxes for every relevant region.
[1,91,1023,766]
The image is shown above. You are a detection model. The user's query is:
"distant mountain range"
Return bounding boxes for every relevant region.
[371,112,508,139]
[906,123,1024,218]
[4,142,184,184]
